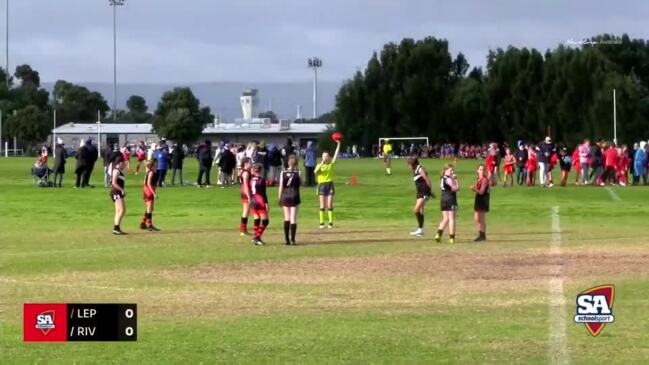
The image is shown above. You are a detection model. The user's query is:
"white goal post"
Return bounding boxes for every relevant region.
[378,137,429,156]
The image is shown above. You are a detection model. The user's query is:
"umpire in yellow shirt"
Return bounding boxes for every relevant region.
[383,139,393,175]
[315,140,341,228]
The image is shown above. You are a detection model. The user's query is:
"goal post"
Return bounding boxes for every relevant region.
[378,137,429,157]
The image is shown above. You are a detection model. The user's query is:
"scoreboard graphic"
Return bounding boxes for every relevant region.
[24,303,137,342]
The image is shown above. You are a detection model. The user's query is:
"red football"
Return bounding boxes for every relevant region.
[331,131,343,142]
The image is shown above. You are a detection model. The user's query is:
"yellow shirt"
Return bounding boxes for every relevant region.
[383,143,393,155]
[316,161,335,184]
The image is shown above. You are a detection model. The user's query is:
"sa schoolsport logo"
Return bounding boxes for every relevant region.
[35,310,56,335]
[574,284,615,336]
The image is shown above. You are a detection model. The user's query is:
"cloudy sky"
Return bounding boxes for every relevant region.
[7,0,648,83]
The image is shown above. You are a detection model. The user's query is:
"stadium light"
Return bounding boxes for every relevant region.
[307,57,322,119]
[109,0,125,121]
[5,0,9,88]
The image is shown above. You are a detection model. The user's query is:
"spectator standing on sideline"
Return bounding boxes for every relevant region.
[282,138,295,169]
[515,141,527,185]
[52,138,67,187]
[304,141,317,187]
[75,139,88,188]
[578,139,591,184]
[257,141,269,183]
[537,136,555,187]
[82,138,98,188]
[633,141,647,185]
[590,140,604,185]
[171,142,186,186]
[102,144,114,187]
[153,143,170,187]
[219,143,236,187]
[269,144,283,184]
[197,140,213,187]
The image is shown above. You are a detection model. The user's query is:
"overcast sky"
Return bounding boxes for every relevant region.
[6,0,648,83]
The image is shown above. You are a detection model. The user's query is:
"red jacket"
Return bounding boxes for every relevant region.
[605,148,617,168]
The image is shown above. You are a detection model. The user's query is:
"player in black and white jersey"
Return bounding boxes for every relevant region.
[278,154,301,245]
[109,153,127,235]
[435,163,459,243]
[407,157,433,237]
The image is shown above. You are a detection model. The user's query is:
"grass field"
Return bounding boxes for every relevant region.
[1,156,648,364]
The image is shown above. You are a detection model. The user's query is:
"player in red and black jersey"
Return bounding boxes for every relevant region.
[250,164,269,245]
[470,164,490,242]
[278,154,301,245]
[140,159,160,232]
[109,153,127,235]
[239,157,252,235]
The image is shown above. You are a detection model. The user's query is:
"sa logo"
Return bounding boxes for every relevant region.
[574,284,615,336]
[35,310,56,335]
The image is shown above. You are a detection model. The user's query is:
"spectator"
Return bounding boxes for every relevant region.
[171,142,186,186]
[590,140,604,185]
[82,138,98,188]
[74,139,89,188]
[257,141,269,181]
[304,141,317,187]
[52,138,67,188]
[578,139,591,184]
[633,141,647,185]
[197,140,213,187]
[282,138,295,168]
[515,141,527,185]
[268,144,283,185]
[219,143,237,187]
[537,136,555,187]
[153,143,170,187]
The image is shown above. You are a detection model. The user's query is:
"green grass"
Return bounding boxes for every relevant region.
[1,157,649,364]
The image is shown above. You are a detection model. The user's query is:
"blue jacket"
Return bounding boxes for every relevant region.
[633,148,646,176]
[153,149,170,170]
[304,146,317,167]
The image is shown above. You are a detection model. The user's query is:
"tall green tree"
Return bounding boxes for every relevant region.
[52,80,109,122]
[122,95,152,124]
[152,87,213,143]
[6,105,50,148]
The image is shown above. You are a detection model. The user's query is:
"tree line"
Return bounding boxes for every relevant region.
[0,66,213,150]
[332,34,649,149]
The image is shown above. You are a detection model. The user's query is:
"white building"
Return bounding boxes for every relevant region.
[51,120,329,149]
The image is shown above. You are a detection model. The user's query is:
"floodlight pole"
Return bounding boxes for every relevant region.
[97,110,102,158]
[307,57,322,119]
[52,109,56,158]
[5,0,8,88]
[109,0,125,121]
[613,88,617,145]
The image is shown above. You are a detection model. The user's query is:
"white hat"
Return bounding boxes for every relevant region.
[545,136,552,143]
[56,137,64,144]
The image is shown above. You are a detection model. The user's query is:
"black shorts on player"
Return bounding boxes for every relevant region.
[318,181,335,196]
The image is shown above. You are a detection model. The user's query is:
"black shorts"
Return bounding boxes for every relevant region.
[416,187,432,200]
[110,191,124,202]
[318,182,335,196]
[383,154,392,163]
[281,194,301,207]
[440,197,458,211]
[474,196,490,212]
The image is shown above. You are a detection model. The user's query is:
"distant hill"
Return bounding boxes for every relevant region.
[42,81,341,122]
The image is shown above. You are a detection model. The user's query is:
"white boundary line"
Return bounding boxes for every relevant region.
[549,206,569,365]
[0,278,136,292]
[605,186,622,202]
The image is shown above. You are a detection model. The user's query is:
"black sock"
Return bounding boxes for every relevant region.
[241,217,248,225]
[283,221,290,242]
[437,229,443,236]
[450,234,455,239]
[416,212,424,228]
[113,225,119,230]
[290,223,297,242]
[480,231,486,238]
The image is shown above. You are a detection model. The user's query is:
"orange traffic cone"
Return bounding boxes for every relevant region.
[351,173,357,186]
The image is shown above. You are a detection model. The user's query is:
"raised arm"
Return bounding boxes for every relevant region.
[331,141,342,163]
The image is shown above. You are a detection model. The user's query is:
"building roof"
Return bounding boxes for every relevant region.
[52,122,330,135]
